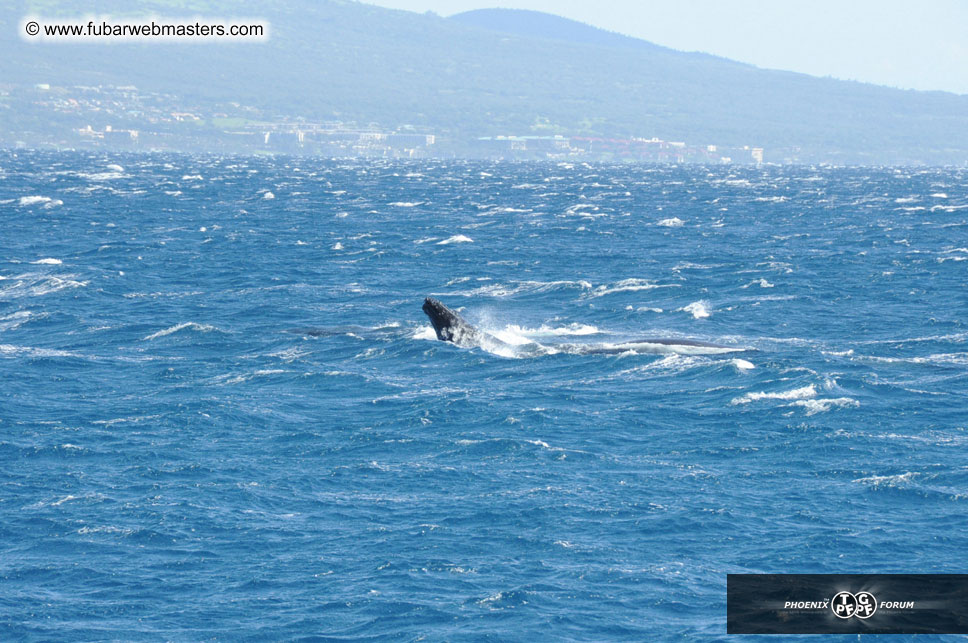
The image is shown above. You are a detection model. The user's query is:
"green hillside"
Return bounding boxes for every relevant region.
[3,0,967,163]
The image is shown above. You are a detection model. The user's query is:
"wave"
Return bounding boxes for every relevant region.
[77,171,127,181]
[0,273,89,300]
[19,195,62,208]
[853,472,919,487]
[434,278,682,299]
[731,384,817,405]
[790,397,859,415]
[589,278,676,297]
[850,352,968,367]
[434,279,591,298]
[732,358,755,370]
[500,323,601,337]
[0,344,83,359]
[143,322,220,341]
[437,235,473,245]
[0,311,42,332]
[657,217,684,227]
[680,301,711,319]
[741,278,774,289]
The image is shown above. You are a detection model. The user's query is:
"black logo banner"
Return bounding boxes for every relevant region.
[727,574,968,634]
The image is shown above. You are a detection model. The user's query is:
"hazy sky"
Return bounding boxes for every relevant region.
[365,0,968,95]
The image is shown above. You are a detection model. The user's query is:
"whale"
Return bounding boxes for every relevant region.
[421,297,744,356]
[422,297,518,352]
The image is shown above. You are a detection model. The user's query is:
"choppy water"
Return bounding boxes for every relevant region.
[2,151,967,640]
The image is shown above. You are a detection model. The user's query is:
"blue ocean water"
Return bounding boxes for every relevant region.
[2,151,966,640]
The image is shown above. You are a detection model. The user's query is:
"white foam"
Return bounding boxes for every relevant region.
[601,341,738,356]
[389,201,422,207]
[742,278,774,288]
[732,358,755,370]
[590,278,673,297]
[30,258,63,265]
[681,301,711,319]
[80,171,126,181]
[0,311,36,331]
[263,191,275,200]
[332,242,344,250]
[19,196,62,208]
[19,195,51,205]
[487,327,536,346]
[502,323,601,337]
[855,352,968,367]
[0,274,88,299]
[657,217,684,227]
[732,384,817,405]
[791,397,859,415]
[437,235,473,245]
[216,369,288,385]
[853,472,918,486]
[143,322,218,340]
[0,344,81,358]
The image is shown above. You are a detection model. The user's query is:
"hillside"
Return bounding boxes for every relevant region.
[448,8,673,53]
[2,1,967,163]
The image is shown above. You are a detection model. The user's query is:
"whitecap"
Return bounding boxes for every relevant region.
[19,196,62,208]
[143,322,218,341]
[681,301,711,319]
[853,472,918,486]
[0,344,82,358]
[791,397,858,415]
[437,235,473,245]
[731,384,817,405]
[30,258,63,265]
[742,278,774,289]
[502,323,601,337]
[657,217,684,227]
[590,278,673,297]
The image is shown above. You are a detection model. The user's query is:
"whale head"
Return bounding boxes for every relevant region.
[423,297,467,342]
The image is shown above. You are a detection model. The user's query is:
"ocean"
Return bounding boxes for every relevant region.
[2,151,966,640]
